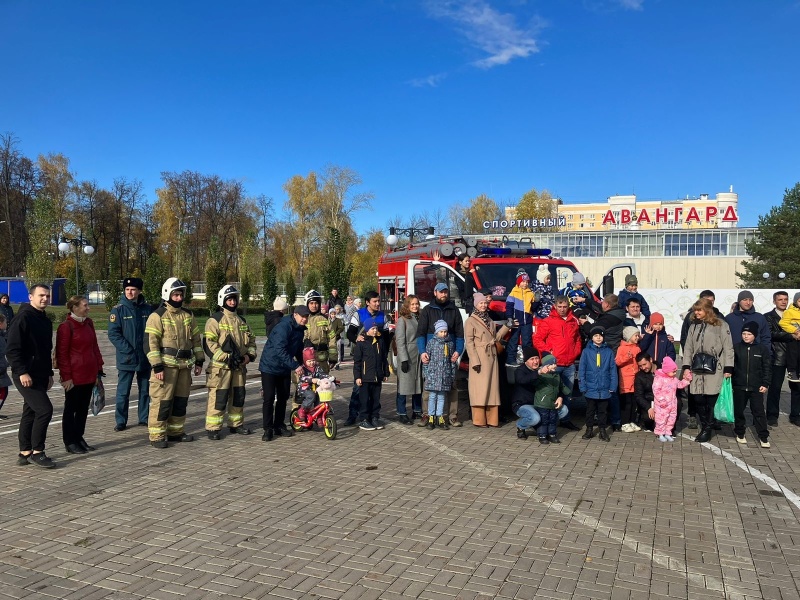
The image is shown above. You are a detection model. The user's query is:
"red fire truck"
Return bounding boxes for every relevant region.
[377,233,633,324]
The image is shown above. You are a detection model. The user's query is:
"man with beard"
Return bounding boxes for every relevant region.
[416,283,465,426]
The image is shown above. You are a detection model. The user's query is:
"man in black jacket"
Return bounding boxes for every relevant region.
[634,352,657,432]
[764,291,800,426]
[6,284,56,468]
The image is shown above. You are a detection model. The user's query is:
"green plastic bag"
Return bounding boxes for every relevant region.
[713,378,734,423]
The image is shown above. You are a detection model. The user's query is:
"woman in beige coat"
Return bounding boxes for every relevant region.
[465,292,509,427]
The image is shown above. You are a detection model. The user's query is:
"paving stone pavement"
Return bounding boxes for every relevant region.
[1,335,800,599]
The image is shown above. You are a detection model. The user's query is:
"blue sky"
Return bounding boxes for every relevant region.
[2,0,799,232]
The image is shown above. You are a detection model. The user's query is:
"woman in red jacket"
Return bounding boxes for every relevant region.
[56,296,104,454]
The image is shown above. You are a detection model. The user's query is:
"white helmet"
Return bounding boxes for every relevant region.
[161,277,187,302]
[217,284,239,307]
[304,289,322,305]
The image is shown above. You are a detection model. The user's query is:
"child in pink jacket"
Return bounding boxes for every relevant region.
[651,356,692,442]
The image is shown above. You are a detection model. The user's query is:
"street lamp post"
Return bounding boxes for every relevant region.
[762,271,786,287]
[385,226,435,248]
[58,234,95,297]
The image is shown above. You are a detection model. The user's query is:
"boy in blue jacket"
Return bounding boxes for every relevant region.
[579,326,618,442]
[618,274,651,318]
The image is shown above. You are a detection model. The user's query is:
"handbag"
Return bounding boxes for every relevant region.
[90,380,106,417]
[690,324,718,374]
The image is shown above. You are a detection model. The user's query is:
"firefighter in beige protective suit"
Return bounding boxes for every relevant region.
[145,278,204,448]
[204,285,257,440]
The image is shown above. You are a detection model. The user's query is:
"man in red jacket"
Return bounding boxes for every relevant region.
[533,295,582,430]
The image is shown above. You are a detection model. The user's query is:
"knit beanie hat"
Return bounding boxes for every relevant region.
[589,325,605,337]
[661,356,677,373]
[516,269,531,287]
[650,312,664,325]
[541,353,557,366]
[473,292,487,305]
[573,272,586,285]
[273,297,288,311]
[363,317,378,332]
[522,347,539,362]
[742,321,759,335]
[623,326,640,342]
[536,264,550,284]
[434,320,449,334]
[302,347,316,363]
[738,290,754,302]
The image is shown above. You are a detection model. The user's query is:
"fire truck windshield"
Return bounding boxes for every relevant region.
[474,263,577,299]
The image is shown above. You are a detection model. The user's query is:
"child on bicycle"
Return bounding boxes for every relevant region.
[296,347,328,421]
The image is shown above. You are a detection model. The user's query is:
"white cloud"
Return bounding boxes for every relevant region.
[617,0,644,10]
[409,73,448,87]
[425,0,542,69]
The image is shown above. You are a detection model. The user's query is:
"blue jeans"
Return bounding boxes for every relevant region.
[505,322,533,365]
[515,404,569,429]
[396,393,423,416]
[115,369,151,427]
[428,391,446,416]
[555,364,576,405]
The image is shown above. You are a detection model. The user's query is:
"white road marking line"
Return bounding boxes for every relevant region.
[678,432,800,510]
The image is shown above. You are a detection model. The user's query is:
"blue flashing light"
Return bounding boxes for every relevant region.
[479,247,552,256]
[527,248,552,256]
[479,247,511,255]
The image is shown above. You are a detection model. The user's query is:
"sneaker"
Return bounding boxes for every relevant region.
[358,420,377,431]
[538,437,550,445]
[27,452,56,468]
[17,453,30,466]
[788,371,800,383]
[688,416,698,430]
[736,435,747,444]
[372,419,386,430]
[343,417,357,427]
[450,420,462,427]
[427,416,436,430]
[767,418,778,427]
[114,424,126,432]
[621,423,633,433]
[547,435,561,444]
[760,439,771,448]
[398,415,411,425]
[631,423,642,432]
[658,435,667,442]
[665,435,675,442]
[438,416,450,431]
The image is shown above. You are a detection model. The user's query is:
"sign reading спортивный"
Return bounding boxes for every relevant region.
[483,216,567,230]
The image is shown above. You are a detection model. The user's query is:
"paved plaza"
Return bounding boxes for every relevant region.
[2,336,800,600]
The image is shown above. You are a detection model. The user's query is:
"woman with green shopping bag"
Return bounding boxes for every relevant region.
[680,297,734,443]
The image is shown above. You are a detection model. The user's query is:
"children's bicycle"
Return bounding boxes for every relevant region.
[290,390,337,440]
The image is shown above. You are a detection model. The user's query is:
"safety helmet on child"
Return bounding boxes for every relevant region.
[217,284,239,307]
[161,277,187,302]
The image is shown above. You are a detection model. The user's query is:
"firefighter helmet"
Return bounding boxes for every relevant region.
[161,277,187,302]
[304,289,323,305]
[217,284,239,307]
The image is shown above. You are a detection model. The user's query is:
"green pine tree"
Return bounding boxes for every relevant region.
[205,236,227,314]
[262,258,278,306]
[321,227,353,299]
[284,274,297,308]
[143,254,169,308]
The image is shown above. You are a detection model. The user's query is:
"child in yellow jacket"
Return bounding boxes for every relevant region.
[779,292,800,382]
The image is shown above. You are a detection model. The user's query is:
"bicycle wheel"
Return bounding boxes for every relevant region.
[324,415,337,440]
[290,408,304,431]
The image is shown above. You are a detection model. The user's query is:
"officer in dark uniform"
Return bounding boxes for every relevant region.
[108,277,153,431]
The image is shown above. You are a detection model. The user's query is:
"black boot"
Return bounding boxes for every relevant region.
[517,428,528,440]
[695,427,713,443]
[167,433,194,442]
[598,428,610,442]
[207,430,221,440]
[581,427,595,440]
[547,435,561,444]
[230,427,253,435]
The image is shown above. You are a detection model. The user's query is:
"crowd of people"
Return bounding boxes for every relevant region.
[4,272,800,468]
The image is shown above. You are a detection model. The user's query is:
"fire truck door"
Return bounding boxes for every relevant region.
[596,263,636,298]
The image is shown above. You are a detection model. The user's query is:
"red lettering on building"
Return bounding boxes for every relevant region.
[722,206,739,222]
[674,207,682,222]
[637,209,651,223]
[602,210,616,225]
[620,209,631,224]
[655,208,668,223]
[705,206,718,221]
[686,207,701,222]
